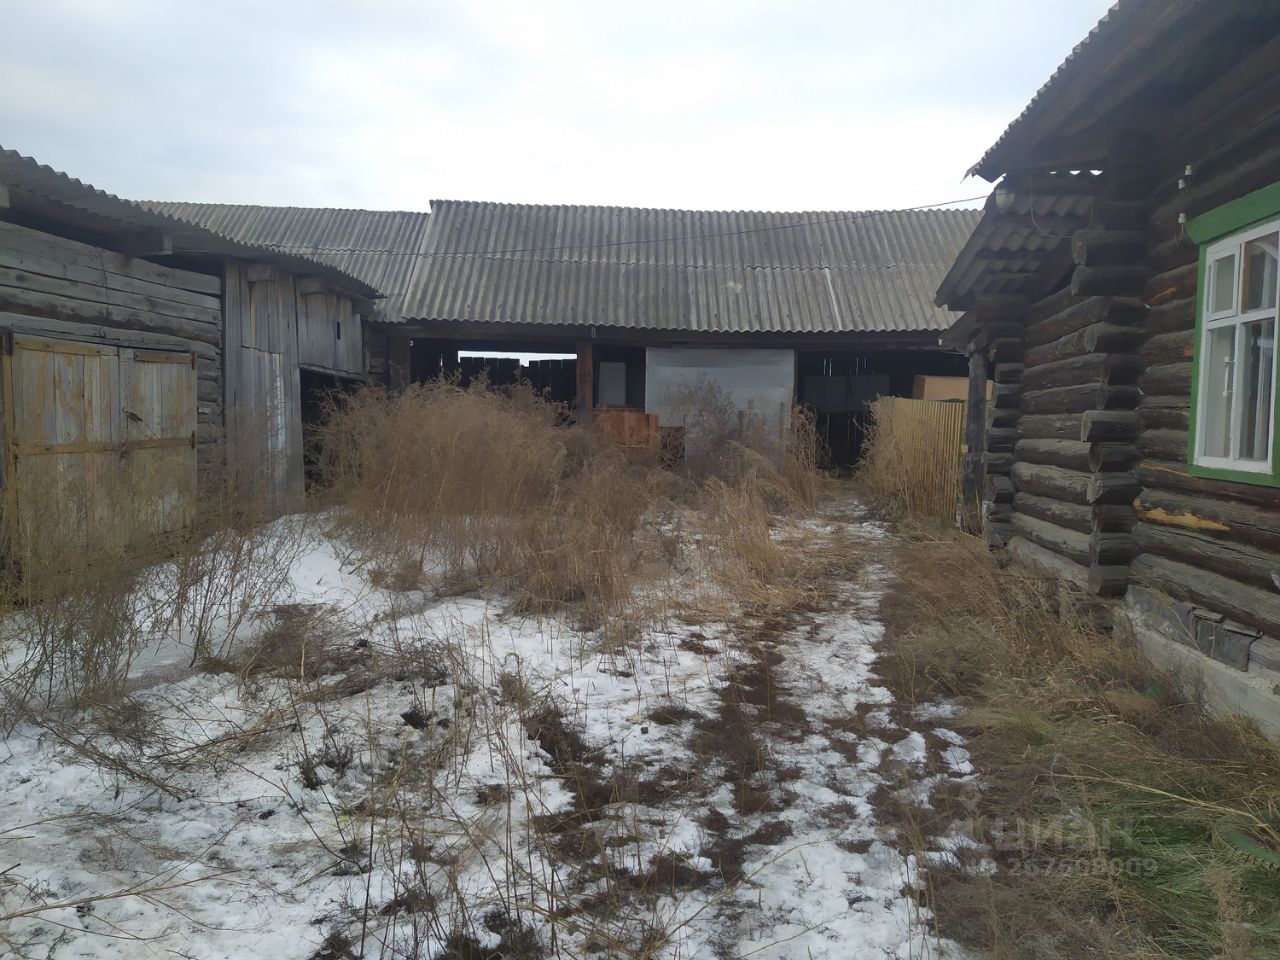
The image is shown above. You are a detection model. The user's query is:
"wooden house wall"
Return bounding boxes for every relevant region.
[1126,60,1280,673]
[0,220,223,477]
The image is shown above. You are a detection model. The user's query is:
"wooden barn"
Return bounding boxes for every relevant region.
[936,0,1280,736]
[154,200,980,466]
[0,147,378,549]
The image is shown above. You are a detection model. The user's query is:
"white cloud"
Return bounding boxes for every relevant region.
[0,0,1116,211]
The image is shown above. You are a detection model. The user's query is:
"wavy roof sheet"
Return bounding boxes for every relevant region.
[152,199,980,334]
[0,147,376,297]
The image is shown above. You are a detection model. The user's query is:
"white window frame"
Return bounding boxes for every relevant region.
[1195,218,1280,473]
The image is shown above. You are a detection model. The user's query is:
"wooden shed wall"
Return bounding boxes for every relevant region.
[297,290,363,376]
[0,220,223,476]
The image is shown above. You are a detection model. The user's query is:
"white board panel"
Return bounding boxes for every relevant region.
[644,347,794,429]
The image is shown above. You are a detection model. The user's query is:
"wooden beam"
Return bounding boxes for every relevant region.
[296,276,328,296]
[961,346,988,534]
[575,339,594,424]
[0,181,9,209]
[116,229,173,257]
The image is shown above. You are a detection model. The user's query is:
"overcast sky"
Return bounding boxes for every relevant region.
[2,1,1114,213]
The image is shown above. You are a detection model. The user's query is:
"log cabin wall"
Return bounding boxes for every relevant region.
[1126,55,1280,680]
[985,174,1150,597]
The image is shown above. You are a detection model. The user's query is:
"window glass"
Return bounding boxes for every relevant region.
[1211,253,1237,314]
[1239,318,1275,461]
[1243,233,1279,312]
[1202,325,1236,459]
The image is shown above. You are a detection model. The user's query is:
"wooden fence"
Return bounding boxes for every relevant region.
[860,397,966,523]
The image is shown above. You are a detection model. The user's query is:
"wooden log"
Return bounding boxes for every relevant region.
[1131,554,1280,639]
[987,427,1018,452]
[1071,265,1148,298]
[1022,383,1101,415]
[990,407,1021,428]
[1091,532,1138,565]
[1024,323,1144,367]
[1017,413,1082,440]
[1139,406,1189,432]
[986,503,1015,524]
[1027,286,1079,325]
[1140,362,1192,398]
[1134,488,1280,553]
[1011,462,1090,504]
[1103,354,1144,385]
[1081,410,1139,441]
[1146,236,1199,277]
[962,346,989,533]
[0,265,221,327]
[1071,230,1147,267]
[1094,504,1138,534]
[1014,492,1093,534]
[1138,428,1188,462]
[1145,298,1196,335]
[1136,459,1280,509]
[984,452,1014,475]
[1095,201,1149,232]
[1022,353,1107,392]
[1007,535,1090,590]
[1016,438,1092,471]
[1142,329,1194,366]
[993,363,1024,384]
[985,474,1015,503]
[1146,261,1199,307]
[1097,384,1142,410]
[1134,521,1280,591]
[1088,472,1141,505]
[1088,563,1131,597]
[1013,513,1091,566]
[1088,442,1139,472]
[1025,296,1146,348]
[993,382,1022,409]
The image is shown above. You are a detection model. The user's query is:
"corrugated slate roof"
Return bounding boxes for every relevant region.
[0,147,377,297]
[153,199,980,334]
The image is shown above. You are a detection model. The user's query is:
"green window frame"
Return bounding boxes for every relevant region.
[1188,182,1280,486]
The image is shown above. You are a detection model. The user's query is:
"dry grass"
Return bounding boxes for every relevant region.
[875,531,1280,960]
[856,396,965,524]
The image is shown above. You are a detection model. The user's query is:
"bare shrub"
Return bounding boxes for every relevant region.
[313,379,650,613]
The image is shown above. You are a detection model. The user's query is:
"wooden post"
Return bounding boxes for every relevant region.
[961,344,988,533]
[575,339,594,424]
[388,334,412,391]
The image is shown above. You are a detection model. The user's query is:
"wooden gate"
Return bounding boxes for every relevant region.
[2,333,196,559]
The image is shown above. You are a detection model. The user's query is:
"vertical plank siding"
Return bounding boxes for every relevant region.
[869,397,967,523]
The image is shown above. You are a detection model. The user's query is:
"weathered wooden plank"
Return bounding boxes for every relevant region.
[0,264,220,327]
[0,310,218,359]
[0,284,219,345]
[0,242,222,312]
[0,220,221,295]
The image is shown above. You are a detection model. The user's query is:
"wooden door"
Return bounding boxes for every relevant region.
[2,333,196,562]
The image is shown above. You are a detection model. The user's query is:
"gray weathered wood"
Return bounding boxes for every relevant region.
[1081,410,1139,441]
[1011,462,1091,504]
